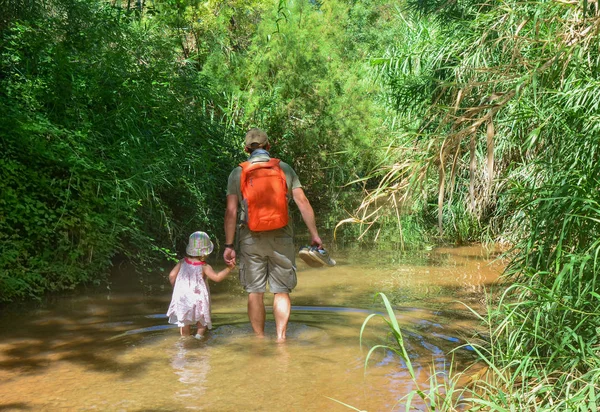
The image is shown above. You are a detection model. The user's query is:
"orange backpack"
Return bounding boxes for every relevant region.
[239,158,289,232]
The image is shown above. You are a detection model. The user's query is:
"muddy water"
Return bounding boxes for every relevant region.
[0,245,503,411]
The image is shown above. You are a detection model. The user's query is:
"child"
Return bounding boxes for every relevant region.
[166,231,235,338]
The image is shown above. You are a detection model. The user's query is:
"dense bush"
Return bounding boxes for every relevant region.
[361,0,600,408]
[0,0,237,302]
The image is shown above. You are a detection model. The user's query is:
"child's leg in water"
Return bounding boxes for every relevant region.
[180,325,191,336]
[196,322,207,338]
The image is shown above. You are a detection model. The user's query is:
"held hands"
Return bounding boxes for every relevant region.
[223,247,236,267]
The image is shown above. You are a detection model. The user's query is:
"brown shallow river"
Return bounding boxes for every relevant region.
[0,245,503,411]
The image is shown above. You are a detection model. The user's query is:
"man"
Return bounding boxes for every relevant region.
[223,128,322,342]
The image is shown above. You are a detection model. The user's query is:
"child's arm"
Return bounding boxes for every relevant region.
[168,261,182,286]
[203,263,235,283]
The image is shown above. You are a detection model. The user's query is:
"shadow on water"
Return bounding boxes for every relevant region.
[0,245,503,411]
[0,296,166,377]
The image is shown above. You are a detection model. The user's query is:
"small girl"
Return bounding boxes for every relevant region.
[166,231,234,338]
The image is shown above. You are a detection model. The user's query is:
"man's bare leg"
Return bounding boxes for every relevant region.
[248,292,265,337]
[273,293,291,343]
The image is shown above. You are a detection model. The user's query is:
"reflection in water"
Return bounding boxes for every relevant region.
[170,339,210,404]
[0,246,503,411]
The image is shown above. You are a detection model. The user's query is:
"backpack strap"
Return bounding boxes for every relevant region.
[239,158,281,173]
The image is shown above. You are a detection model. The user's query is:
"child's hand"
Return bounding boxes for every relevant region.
[226,262,236,270]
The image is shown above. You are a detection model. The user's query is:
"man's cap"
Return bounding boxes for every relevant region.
[245,128,269,147]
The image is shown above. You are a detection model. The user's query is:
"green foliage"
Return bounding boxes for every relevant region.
[359,293,472,411]
[3,0,600,408]
[140,0,421,242]
[351,0,600,242]
[196,0,396,228]
[0,0,236,302]
[357,0,600,409]
[487,134,600,408]
[362,289,600,411]
[1,0,404,301]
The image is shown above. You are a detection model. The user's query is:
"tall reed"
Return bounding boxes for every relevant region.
[354,0,600,406]
[360,293,475,411]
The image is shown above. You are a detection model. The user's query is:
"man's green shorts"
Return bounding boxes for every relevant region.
[238,228,297,294]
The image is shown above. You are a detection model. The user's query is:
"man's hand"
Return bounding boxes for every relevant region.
[311,236,323,249]
[224,247,236,266]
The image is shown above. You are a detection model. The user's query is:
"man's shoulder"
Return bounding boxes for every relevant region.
[234,156,297,177]
[243,155,296,173]
[276,159,301,189]
[277,159,296,173]
[228,166,242,176]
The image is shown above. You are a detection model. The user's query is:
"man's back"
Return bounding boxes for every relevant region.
[223,128,323,342]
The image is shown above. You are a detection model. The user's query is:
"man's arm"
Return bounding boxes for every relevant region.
[292,187,323,248]
[223,194,238,265]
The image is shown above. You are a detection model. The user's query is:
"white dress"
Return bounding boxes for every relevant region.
[166,259,212,328]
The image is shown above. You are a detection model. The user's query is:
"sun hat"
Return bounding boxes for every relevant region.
[245,128,269,148]
[186,231,214,257]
